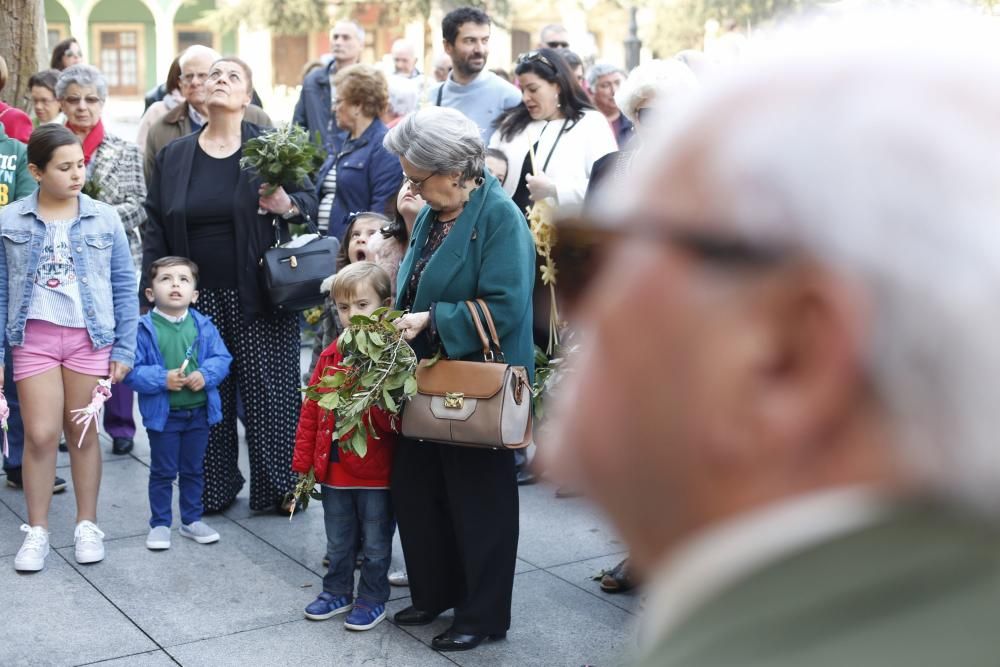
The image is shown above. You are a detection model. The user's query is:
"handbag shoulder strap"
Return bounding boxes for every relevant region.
[464,300,493,359]
[475,299,501,350]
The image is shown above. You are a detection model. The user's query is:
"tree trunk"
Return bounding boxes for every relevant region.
[0,0,42,111]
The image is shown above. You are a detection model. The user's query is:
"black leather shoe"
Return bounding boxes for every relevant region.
[431,629,506,652]
[394,606,440,626]
[112,437,134,455]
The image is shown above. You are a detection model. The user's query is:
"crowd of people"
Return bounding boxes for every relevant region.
[9,2,1000,664]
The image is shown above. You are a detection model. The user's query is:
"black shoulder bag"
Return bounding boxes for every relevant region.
[260,210,340,312]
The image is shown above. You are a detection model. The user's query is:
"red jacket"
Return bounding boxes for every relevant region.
[292,341,398,488]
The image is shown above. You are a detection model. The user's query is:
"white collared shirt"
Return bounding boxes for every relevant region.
[639,486,892,654]
[152,307,188,324]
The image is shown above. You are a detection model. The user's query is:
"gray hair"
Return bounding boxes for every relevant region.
[383,106,484,184]
[624,5,1000,513]
[332,20,365,43]
[55,64,107,101]
[179,45,222,70]
[586,63,625,89]
[614,59,699,123]
[386,75,420,117]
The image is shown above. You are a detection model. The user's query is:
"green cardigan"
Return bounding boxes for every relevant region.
[396,171,535,378]
[637,501,1000,666]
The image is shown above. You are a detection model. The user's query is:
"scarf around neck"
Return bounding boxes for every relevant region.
[67,119,105,165]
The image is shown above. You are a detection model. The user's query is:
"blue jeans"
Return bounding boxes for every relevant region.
[147,406,209,527]
[2,344,23,471]
[321,486,393,605]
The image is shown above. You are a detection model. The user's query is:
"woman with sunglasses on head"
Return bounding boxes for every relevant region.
[143,57,318,515]
[383,106,535,652]
[489,47,616,218]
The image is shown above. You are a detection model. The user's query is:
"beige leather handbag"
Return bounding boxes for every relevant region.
[401,299,532,449]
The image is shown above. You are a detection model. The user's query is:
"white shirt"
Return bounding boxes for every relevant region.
[639,486,892,655]
[488,109,617,215]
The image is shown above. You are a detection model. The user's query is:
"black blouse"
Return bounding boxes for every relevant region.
[185,144,240,289]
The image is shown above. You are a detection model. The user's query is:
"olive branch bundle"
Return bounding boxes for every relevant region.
[239,124,325,197]
[301,307,419,458]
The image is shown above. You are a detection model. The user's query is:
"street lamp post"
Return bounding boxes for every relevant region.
[625,5,641,70]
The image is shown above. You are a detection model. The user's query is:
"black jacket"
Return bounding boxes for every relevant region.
[142,122,319,320]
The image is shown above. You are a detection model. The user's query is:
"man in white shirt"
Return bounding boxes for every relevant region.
[549,7,1000,666]
[391,39,421,79]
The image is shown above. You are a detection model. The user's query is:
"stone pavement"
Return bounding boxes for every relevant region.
[0,352,638,667]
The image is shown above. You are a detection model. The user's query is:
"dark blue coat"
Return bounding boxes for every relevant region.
[292,61,341,149]
[125,308,232,432]
[315,118,402,241]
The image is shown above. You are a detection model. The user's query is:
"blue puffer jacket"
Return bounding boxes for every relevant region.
[315,118,402,241]
[124,307,232,432]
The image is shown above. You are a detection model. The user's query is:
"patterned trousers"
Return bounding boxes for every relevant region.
[195,288,301,512]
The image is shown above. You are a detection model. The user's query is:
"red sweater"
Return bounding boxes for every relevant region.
[0,103,33,144]
[292,341,398,488]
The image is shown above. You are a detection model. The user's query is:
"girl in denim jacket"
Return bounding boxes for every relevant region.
[0,125,138,572]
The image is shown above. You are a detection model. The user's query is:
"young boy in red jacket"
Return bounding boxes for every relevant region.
[293,262,398,631]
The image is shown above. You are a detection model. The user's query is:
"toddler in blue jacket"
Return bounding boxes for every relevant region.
[125,257,232,550]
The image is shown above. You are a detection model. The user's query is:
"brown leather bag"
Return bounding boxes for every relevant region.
[401,299,532,449]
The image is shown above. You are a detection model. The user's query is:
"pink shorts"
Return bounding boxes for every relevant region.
[12,320,112,382]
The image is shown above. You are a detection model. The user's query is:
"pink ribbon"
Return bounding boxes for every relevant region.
[0,389,9,458]
[69,377,113,449]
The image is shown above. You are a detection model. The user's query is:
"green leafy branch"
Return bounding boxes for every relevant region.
[240,124,326,196]
[302,307,418,458]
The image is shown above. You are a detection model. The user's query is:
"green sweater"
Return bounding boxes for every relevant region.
[0,124,36,209]
[151,311,205,410]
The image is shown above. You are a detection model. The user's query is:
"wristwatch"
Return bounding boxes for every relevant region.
[281,204,299,220]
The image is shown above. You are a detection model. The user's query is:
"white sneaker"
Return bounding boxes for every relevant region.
[14,524,49,572]
[179,520,220,544]
[74,520,105,564]
[388,570,409,587]
[145,525,171,550]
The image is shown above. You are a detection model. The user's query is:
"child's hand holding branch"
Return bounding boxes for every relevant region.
[166,368,186,391]
[184,371,206,391]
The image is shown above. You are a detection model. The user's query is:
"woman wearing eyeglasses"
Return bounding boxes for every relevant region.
[313,64,402,239]
[488,48,616,217]
[55,64,148,456]
[143,58,318,515]
[383,106,535,652]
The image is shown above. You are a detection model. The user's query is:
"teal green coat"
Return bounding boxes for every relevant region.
[396,171,535,378]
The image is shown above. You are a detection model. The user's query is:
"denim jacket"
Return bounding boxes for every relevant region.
[0,191,139,366]
[125,308,231,431]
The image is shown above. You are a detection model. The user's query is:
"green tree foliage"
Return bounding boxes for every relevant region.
[199,0,328,36]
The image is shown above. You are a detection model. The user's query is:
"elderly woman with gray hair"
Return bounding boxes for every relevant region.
[58,64,147,455]
[383,106,535,652]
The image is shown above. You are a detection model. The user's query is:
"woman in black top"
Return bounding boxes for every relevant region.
[143,58,318,513]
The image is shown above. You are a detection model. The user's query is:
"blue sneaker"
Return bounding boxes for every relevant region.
[344,599,387,631]
[304,592,353,620]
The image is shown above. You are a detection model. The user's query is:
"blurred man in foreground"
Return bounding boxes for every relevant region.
[550,7,1000,666]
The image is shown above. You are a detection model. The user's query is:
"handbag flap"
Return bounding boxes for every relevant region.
[414,359,507,399]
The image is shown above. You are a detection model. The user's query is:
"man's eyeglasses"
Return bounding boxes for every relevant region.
[546,41,569,49]
[552,217,794,314]
[181,72,210,83]
[62,95,103,107]
[403,171,437,191]
[517,51,557,72]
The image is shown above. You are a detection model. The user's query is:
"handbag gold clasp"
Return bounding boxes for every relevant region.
[290,255,298,268]
[444,392,465,409]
